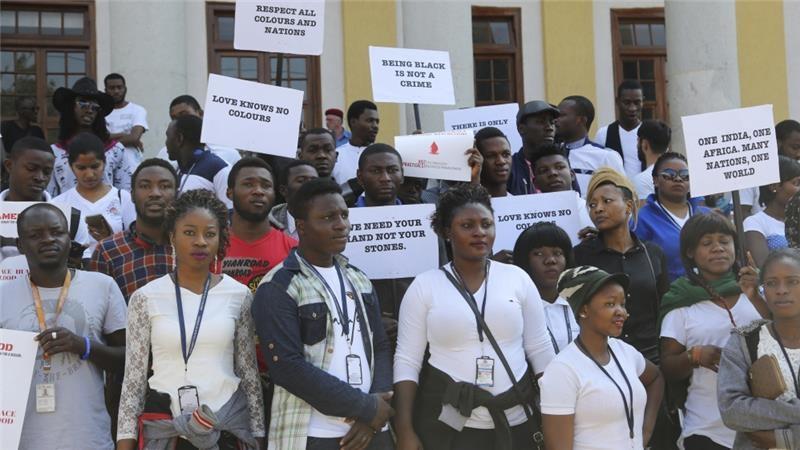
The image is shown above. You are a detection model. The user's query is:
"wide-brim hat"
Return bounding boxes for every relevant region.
[52,77,114,117]
[557,266,629,319]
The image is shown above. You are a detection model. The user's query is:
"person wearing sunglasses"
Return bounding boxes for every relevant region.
[634,152,710,282]
[49,77,130,197]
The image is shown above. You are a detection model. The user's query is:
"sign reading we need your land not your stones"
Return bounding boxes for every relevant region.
[682,104,779,197]
[234,0,325,55]
[369,46,455,105]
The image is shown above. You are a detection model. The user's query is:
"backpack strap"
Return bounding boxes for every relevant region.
[69,207,80,241]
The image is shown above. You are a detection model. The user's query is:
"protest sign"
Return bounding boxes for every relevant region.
[234,0,325,55]
[443,103,522,151]
[491,191,582,252]
[369,46,455,105]
[394,131,473,182]
[201,74,304,158]
[682,104,779,197]
[0,329,38,450]
[0,201,71,281]
[343,204,438,279]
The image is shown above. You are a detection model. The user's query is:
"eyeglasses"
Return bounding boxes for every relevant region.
[658,168,690,182]
[76,100,101,112]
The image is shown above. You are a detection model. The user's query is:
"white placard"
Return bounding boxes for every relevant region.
[343,204,438,279]
[0,201,71,281]
[0,329,38,450]
[234,0,325,55]
[443,103,522,151]
[491,191,582,252]
[682,104,780,197]
[394,132,473,182]
[201,74,304,158]
[369,46,455,105]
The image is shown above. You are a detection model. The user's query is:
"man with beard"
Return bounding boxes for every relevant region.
[88,158,177,302]
[223,157,297,291]
[0,203,126,450]
[297,128,337,179]
[104,73,148,169]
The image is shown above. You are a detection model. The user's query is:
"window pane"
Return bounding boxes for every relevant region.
[494,81,510,101]
[651,23,665,46]
[67,53,85,73]
[476,81,491,102]
[47,74,66,93]
[639,60,654,80]
[290,80,307,99]
[47,97,58,117]
[220,57,238,77]
[493,59,509,79]
[1,96,15,117]
[634,24,651,46]
[489,21,511,45]
[218,16,234,41]
[240,57,257,79]
[47,52,65,73]
[289,57,306,79]
[1,74,14,93]
[16,74,35,94]
[1,10,15,34]
[475,59,490,79]
[472,21,492,44]
[18,11,38,34]
[642,81,656,101]
[67,74,82,87]
[619,24,634,46]
[15,52,35,73]
[41,12,61,35]
[622,60,637,79]
[270,57,289,80]
[63,12,84,36]
[1,51,13,72]
[643,107,655,120]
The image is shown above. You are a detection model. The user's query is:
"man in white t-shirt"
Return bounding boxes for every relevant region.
[104,73,147,170]
[331,100,379,185]
[632,119,671,202]
[0,203,127,450]
[594,80,644,179]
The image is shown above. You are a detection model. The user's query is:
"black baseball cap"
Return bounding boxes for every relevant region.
[517,100,561,124]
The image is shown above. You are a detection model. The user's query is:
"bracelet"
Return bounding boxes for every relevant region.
[80,336,91,360]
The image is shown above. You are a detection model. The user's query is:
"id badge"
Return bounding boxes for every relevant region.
[475,356,495,387]
[178,385,199,415]
[36,383,56,413]
[346,354,363,386]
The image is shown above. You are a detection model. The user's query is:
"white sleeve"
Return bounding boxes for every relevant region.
[739,187,758,207]
[594,125,609,147]
[605,150,625,175]
[120,189,137,230]
[660,308,688,345]
[213,165,233,209]
[742,214,763,235]
[133,105,148,130]
[393,276,431,383]
[539,359,580,415]
[616,339,647,377]
[521,272,556,373]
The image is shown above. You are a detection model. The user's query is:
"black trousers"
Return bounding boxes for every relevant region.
[683,434,730,450]
[306,431,394,450]
[448,423,536,450]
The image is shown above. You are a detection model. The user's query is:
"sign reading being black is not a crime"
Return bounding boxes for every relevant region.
[369,46,455,105]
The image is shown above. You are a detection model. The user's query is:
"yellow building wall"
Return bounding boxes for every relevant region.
[340,0,400,142]
[736,0,789,120]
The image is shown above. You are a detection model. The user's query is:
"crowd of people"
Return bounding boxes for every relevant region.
[2,73,800,450]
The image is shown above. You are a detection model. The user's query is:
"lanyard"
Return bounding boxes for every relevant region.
[305,260,357,345]
[30,270,72,332]
[450,261,490,342]
[655,200,691,230]
[177,162,198,193]
[174,272,211,372]
[545,304,574,353]
[576,337,635,439]
[771,324,800,399]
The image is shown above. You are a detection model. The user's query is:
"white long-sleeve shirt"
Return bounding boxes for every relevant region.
[394,261,555,428]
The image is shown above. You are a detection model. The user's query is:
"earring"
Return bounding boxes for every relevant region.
[579,313,587,319]
[213,255,218,272]
[170,241,176,271]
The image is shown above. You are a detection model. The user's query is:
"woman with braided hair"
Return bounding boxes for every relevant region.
[659,213,767,450]
[117,189,265,450]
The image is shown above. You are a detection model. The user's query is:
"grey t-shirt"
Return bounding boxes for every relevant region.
[0,270,127,450]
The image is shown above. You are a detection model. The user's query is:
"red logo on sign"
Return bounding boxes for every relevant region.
[429,142,439,155]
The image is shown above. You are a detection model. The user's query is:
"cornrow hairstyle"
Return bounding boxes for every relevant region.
[163,189,230,259]
[512,222,575,276]
[586,167,640,227]
[680,212,741,301]
[759,248,800,285]
[67,132,106,165]
[430,183,493,238]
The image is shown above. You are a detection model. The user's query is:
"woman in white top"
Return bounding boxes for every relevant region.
[659,213,766,450]
[540,266,664,450]
[117,189,264,450]
[53,132,135,257]
[393,184,555,450]
[512,221,579,353]
[719,249,800,450]
[744,155,800,267]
